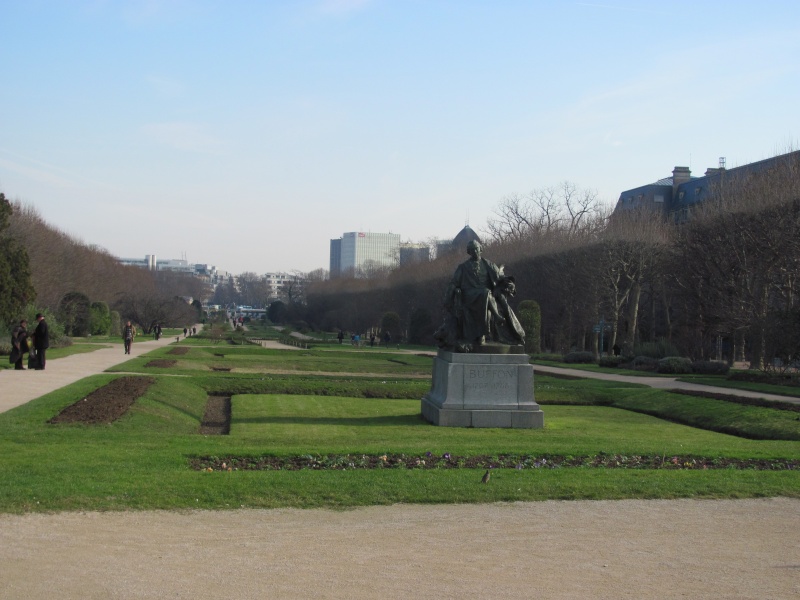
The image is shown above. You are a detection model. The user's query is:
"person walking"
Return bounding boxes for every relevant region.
[32,313,49,370]
[123,321,136,354]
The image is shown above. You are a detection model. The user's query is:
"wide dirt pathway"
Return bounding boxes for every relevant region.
[1,498,797,599]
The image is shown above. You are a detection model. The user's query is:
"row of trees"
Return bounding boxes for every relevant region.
[296,156,800,370]
[1,199,205,337]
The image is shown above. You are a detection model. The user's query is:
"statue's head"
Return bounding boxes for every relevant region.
[466,240,482,258]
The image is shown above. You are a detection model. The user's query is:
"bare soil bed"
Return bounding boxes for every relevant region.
[168,347,190,356]
[200,395,230,434]
[48,376,155,424]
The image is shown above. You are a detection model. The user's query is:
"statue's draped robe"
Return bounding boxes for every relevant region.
[446,257,503,343]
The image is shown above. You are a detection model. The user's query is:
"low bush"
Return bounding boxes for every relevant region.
[658,356,693,374]
[633,356,658,371]
[563,351,595,364]
[598,356,625,368]
[633,338,681,359]
[691,360,730,375]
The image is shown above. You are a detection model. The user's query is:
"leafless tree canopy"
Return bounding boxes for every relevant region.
[6,202,208,328]
[304,161,800,368]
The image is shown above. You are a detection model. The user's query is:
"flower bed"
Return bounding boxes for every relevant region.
[190,452,800,472]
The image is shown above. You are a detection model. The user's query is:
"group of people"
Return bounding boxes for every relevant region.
[8,313,50,370]
[8,316,167,367]
[336,330,393,347]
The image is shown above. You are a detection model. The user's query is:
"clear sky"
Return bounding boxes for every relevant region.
[2,0,798,275]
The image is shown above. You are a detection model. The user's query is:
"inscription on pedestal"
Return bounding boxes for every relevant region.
[464,367,516,399]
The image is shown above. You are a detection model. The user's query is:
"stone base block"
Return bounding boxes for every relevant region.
[421,350,544,429]
[422,399,544,429]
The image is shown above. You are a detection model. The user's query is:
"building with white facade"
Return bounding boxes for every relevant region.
[264,272,299,300]
[118,254,226,285]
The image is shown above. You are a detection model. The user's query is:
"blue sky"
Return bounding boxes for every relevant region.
[2,0,798,274]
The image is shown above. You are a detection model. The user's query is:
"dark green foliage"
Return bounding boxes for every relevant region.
[657,356,693,374]
[633,339,681,359]
[0,194,35,328]
[633,356,658,370]
[381,311,402,339]
[563,351,595,364]
[691,360,730,375]
[408,307,432,344]
[89,301,112,335]
[517,299,541,353]
[268,300,287,324]
[598,356,625,368]
[58,291,92,337]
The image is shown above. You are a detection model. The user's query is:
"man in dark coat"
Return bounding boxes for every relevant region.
[32,313,50,370]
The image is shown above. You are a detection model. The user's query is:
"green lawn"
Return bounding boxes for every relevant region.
[1,342,799,513]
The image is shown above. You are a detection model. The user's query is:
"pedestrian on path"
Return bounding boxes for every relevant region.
[123,321,136,354]
[32,313,49,370]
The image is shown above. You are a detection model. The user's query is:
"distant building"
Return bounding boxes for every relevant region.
[399,243,430,266]
[329,232,400,277]
[434,225,482,258]
[329,238,342,276]
[264,272,299,300]
[614,150,800,223]
[117,254,225,284]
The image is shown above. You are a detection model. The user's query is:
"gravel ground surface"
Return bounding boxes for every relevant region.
[1,498,798,599]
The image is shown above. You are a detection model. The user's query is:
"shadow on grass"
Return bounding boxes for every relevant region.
[233,414,428,427]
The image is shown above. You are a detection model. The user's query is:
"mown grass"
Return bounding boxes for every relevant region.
[108,345,434,376]
[1,343,799,513]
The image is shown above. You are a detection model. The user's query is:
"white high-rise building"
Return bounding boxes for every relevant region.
[330,232,400,277]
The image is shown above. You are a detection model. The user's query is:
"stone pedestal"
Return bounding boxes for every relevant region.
[421,349,544,428]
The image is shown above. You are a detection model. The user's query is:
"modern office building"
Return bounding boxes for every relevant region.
[329,238,342,276]
[329,232,401,277]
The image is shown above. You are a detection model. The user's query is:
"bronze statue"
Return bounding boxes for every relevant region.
[434,240,525,352]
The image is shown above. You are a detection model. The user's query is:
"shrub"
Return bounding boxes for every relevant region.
[657,356,692,374]
[563,351,595,364]
[598,356,625,368]
[633,338,681,359]
[633,356,658,371]
[691,360,730,375]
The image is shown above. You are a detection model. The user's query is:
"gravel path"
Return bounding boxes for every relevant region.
[1,498,798,599]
